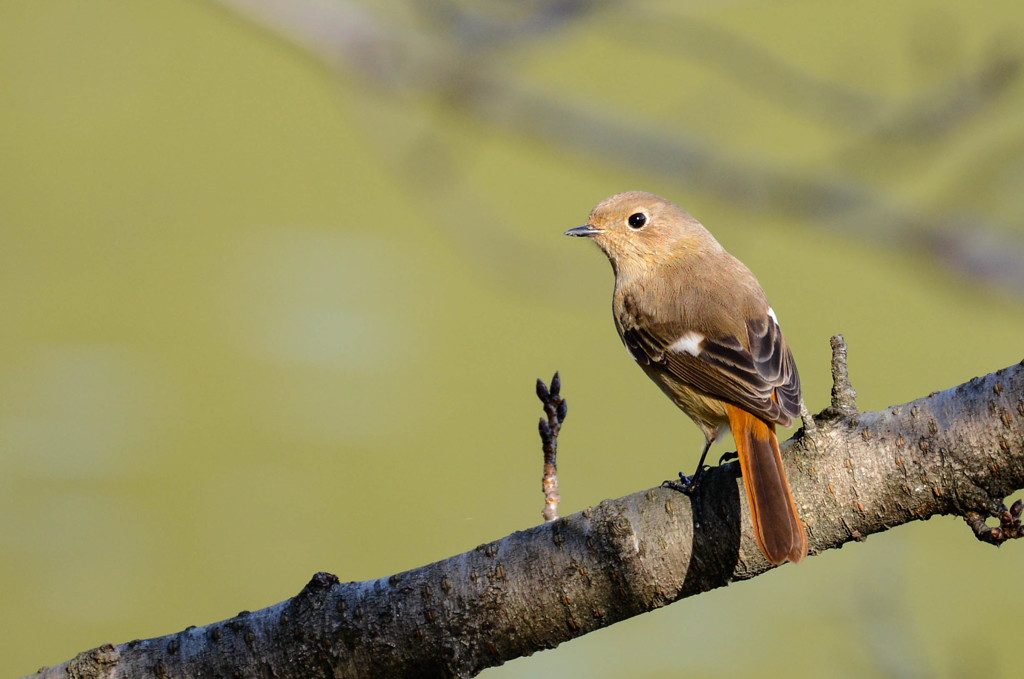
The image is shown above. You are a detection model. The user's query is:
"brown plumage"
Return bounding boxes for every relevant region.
[566,191,808,565]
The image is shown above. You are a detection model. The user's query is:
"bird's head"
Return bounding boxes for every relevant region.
[565,191,713,277]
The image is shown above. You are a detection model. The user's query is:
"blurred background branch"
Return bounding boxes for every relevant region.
[214,0,1024,294]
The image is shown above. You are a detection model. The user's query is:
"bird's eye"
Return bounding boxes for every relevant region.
[627,212,647,229]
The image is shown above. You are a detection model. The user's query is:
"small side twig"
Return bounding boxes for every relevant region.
[536,372,567,523]
[822,334,859,418]
[799,399,817,434]
[966,500,1024,545]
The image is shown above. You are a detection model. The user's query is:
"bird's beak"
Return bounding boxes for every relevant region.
[564,224,601,237]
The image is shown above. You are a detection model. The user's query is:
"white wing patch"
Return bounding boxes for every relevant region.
[767,307,779,325]
[669,331,705,356]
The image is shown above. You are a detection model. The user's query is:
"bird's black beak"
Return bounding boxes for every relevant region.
[564,224,601,237]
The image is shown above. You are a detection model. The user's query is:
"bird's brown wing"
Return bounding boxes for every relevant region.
[621,315,801,427]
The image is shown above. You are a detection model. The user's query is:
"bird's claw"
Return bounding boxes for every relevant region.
[662,467,709,496]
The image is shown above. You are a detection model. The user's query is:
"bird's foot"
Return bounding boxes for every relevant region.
[662,468,709,496]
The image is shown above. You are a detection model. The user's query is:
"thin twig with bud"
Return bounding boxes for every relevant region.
[536,372,567,522]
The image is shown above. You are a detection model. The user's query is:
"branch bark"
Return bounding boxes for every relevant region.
[29,347,1024,679]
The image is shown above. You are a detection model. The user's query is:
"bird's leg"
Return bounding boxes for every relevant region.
[662,439,713,495]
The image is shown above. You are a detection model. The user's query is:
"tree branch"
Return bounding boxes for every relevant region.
[29,348,1024,678]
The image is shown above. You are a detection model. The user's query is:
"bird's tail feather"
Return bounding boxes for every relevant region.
[726,404,808,565]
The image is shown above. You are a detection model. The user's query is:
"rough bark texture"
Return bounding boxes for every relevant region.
[29,352,1024,679]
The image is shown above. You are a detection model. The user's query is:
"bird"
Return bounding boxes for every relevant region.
[565,191,808,565]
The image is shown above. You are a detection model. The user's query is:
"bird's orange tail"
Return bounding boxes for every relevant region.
[726,404,808,565]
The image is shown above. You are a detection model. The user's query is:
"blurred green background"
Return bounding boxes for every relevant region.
[3,1,1024,677]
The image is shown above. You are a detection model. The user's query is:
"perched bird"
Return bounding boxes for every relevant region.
[566,191,808,565]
